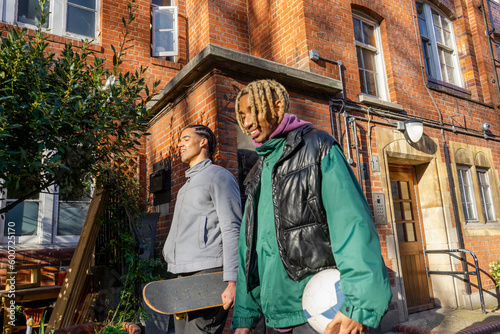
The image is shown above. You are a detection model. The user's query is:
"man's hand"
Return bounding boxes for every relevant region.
[222,281,237,310]
[234,328,251,334]
[324,312,365,334]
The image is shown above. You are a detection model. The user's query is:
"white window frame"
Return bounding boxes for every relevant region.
[0,0,101,41]
[352,13,389,101]
[476,168,495,222]
[416,2,462,86]
[1,185,91,246]
[457,166,477,222]
[151,5,178,57]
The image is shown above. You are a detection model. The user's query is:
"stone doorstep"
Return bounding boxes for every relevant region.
[393,320,500,334]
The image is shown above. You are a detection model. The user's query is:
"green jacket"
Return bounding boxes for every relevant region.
[232,135,391,329]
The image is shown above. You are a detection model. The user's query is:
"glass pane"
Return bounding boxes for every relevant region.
[433,12,442,44]
[464,185,473,203]
[353,18,362,42]
[67,5,95,37]
[440,62,447,81]
[365,71,377,96]
[400,182,410,199]
[155,7,175,30]
[69,0,95,9]
[477,171,486,185]
[359,69,366,93]
[444,50,453,66]
[391,181,400,199]
[457,169,464,186]
[363,22,375,47]
[58,202,89,235]
[396,223,406,243]
[17,0,49,27]
[154,31,175,53]
[467,203,476,220]
[4,202,38,236]
[405,223,416,242]
[403,202,413,220]
[362,49,376,71]
[443,29,451,47]
[439,48,445,65]
[394,202,403,221]
[486,204,494,221]
[446,65,455,84]
[432,11,441,28]
[356,46,363,66]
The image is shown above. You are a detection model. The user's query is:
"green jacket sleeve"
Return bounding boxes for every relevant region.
[321,144,391,328]
[231,213,263,328]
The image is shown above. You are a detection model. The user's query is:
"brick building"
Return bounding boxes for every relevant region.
[2,0,500,331]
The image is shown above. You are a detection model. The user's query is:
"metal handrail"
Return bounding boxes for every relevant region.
[424,248,486,314]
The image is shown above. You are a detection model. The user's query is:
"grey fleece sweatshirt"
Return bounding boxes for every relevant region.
[162,159,242,281]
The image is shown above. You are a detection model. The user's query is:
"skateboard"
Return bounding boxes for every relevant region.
[143,271,227,315]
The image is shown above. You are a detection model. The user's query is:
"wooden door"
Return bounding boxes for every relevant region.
[390,167,433,313]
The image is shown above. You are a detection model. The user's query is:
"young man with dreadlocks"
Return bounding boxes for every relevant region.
[231,80,391,334]
[162,124,242,334]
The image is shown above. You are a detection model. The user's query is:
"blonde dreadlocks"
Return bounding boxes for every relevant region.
[235,79,290,134]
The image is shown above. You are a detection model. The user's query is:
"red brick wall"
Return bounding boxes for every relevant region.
[185,0,249,60]
[247,0,310,69]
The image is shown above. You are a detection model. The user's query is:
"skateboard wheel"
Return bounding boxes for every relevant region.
[175,313,187,320]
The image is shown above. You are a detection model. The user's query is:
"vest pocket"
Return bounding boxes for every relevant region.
[198,215,207,248]
[283,223,334,273]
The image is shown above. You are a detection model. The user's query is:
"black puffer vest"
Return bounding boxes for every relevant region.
[243,125,337,291]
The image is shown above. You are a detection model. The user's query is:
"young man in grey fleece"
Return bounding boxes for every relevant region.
[162,124,242,334]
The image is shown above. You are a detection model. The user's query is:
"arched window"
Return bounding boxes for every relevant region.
[416,2,462,86]
[475,152,495,221]
[455,149,476,221]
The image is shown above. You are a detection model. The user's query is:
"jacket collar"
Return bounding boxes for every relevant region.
[244,124,314,191]
[185,159,212,178]
[277,124,314,164]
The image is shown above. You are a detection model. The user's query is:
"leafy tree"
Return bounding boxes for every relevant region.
[0,0,159,214]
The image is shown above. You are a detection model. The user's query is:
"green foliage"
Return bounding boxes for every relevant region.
[0,0,160,213]
[490,261,500,287]
[34,309,55,334]
[97,161,164,329]
[99,325,128,334]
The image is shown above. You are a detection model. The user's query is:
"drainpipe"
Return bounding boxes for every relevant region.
[479,0,500,105]
[310,50,345,141]
[350,117,363,191]
[343,111,354,165]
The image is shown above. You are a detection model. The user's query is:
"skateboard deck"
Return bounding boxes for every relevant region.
[143,271,226,314]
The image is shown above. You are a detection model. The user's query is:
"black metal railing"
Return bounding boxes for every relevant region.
[424,248,486,314]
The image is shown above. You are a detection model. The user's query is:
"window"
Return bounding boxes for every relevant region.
[454,145,499,226]
[352,14,388,100]
[3,186,40,243]
[416,2,461,86]
[1,184,92,245]
[151,0,178,57]
[0,0,100,39]
[457,166,477,222]
[477,169,495,221]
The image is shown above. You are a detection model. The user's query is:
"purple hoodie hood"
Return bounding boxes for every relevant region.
[253,113,312,147]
